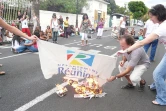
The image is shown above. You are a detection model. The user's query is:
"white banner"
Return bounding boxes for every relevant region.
[37,40,117,86]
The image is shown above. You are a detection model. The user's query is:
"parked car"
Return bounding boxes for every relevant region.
[137,21,144,27]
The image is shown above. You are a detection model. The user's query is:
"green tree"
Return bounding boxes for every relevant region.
[107,0,117,14]
[40,0,87,14]
[115,6,130,15]
[128,1,147,19]
[29,0,39,18]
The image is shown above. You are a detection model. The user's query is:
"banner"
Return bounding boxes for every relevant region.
[37,40,117,86]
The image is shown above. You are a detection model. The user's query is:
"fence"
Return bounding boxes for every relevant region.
[0,0,32,23]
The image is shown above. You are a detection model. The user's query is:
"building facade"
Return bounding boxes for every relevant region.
[82,0,109,27]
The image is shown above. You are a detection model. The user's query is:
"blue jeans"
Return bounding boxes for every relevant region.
[153,53,166,105]
[26,46,38,52]
[52,29,58,42]
[16,46,27,53]
[144,39,158,61]
[16,45,38,53]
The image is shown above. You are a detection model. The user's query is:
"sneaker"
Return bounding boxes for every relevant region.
[121,83,134,89]
[148,85,156,91]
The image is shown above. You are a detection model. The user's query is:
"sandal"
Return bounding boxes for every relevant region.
[121,83,134,89]
[152,100,160,105]
[0,71,5,75]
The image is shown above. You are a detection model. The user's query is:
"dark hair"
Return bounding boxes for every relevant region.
[66,17,69,19]
[120,34,135,45]
[52,13,56,18]
[47,26,50,29]
[82,14,88,20]
[12,35,21,46]
[149,4,166,22]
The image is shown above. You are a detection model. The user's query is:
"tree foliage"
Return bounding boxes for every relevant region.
[107,0,117,14]
[40,0,87,14]
[128,1,147,19]
[115,5,130,15]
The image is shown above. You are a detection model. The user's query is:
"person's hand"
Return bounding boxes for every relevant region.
[107,76,116,82]
[116,50,127,56]
[28,35,38,40]
[119,60,125,67]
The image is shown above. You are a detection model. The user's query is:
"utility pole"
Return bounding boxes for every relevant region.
[76,0,78,27]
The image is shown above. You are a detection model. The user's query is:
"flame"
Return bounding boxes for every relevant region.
[68,76,102,96]
[56,84,67,95]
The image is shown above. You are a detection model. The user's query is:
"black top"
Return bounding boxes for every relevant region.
[58,18,63,25]
[17,15,23,23]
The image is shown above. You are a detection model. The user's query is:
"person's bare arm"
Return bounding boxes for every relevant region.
[119,20,122,27]
[143,28,147,37]
[125,33,158,52]
[116,66,133,78]
[24,40,36,46]
[122,56,127,62]
[88,19,92,26]
[0,18,35,40]
[50,19,52,29]
[80,20,83,29]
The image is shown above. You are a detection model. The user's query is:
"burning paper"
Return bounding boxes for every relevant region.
[62,75,107,99]
[55,84,68,97]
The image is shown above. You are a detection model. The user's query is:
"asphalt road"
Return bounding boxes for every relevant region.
[0,27,165,111]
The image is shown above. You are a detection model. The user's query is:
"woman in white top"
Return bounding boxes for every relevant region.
[117,4,166,106]
[32,13,39,34]
[50,13,59,43]
[119,16,126,36]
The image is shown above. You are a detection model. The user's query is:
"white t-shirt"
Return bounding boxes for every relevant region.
[51,19,58,28]
[22,19,28,28]
[120,21,126,28]
[12,40,20,49]
[154,20,166,49]
[144,19,159,37]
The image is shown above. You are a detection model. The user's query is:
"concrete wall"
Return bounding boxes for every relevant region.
[39,10,110,31]
[39,10,83,31]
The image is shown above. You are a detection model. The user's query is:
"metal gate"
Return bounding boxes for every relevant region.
[0,0,32,23]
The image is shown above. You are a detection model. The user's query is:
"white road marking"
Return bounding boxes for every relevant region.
[0,46,11,49]
[104,46,117,50]
[0,52,32,60]
[69,47,80,50]
[14,82,68,111]
[89,44,102,47]
[14,52,117,111]
[88,49,101,54]
[64,35,111,46]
